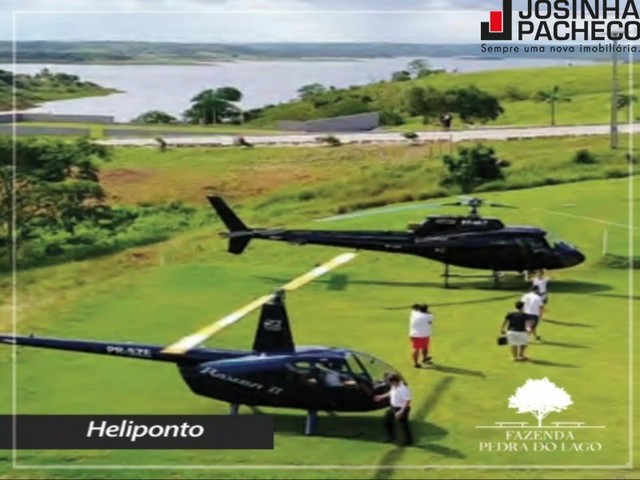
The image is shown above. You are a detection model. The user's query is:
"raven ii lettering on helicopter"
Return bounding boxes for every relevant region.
[0,253,403,435]
[209,196,585,287]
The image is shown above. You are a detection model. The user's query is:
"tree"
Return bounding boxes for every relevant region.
[407,59,432,78]
[0,137,113,265]
[406,86,447,123]
[183,87,243,125]
[441,143,509,193]
[407,87,426,117]
[297,83,327,101]
[533,85,571,126]
[617,93,638,122]
[445,86,504,125]
[391,70,412,82]
[508,378,573,427]
[132,110,178,125]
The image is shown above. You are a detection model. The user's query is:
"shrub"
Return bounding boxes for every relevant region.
[317,135,342,147]
[233,136,253,148]
[403,131,419,144]
[504,86,529,101]
[133,110,178,125]
[573,149,597,164]
[380,110,405,126]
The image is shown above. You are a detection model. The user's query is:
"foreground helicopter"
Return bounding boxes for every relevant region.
[209,196,585,287]
[0,253,402,435]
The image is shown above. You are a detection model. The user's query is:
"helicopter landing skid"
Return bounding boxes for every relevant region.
[441,264,460,289]
[441,265,509,289]
[305,410,318,436]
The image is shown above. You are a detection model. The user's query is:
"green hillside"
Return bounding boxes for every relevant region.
[249,63,639,130]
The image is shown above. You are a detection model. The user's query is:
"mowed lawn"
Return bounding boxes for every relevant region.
[0,177,638,479]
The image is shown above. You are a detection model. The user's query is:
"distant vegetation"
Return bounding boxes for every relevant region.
[0,136,206,270]
[183,87,244,125]
[132,110,178,125]
[238,63,638,130]
[0,67,116,111]
[0,41,619,64]
[241,60,505,128]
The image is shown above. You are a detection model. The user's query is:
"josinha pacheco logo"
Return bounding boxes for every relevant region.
[476,378,605,453]
[480,0,640,42]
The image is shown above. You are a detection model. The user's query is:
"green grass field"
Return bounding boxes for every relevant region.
[0,175,638,479]
[100,135,638,217]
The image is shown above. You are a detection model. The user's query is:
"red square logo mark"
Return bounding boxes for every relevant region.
[489,11,503,33]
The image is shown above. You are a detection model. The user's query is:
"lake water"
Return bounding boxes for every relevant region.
[2,57,597,122]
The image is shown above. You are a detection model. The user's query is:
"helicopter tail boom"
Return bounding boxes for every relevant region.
[0,334,225,363]
[208,196,253,255]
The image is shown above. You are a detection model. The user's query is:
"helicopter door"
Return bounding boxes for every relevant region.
[349,352,402,394]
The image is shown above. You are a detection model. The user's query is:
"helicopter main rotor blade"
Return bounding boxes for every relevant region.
[161,294,273,355]
[487,202,518,209]
[161,252,358,355]
[281,252,358,291]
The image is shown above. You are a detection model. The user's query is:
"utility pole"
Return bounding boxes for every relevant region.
[611,35,621,149]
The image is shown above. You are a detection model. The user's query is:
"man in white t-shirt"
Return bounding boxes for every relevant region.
[409,304,434,368]
[521,285,543,341]
[531,269,549,319]
[374,373,413,446]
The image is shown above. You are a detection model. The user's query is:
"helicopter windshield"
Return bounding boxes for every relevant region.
[347,351,400,385]
[546,232,577,250]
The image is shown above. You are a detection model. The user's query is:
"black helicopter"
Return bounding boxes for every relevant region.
[209,196,586,287]
[0,253,403,435]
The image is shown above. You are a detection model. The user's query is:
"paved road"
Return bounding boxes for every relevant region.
[96,123,639,147]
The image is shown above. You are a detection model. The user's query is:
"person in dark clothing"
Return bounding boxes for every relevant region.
[374,373,413,446]
[500,301,532,361]
[440,113,452,131]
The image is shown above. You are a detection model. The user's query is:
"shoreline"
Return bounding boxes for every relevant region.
[2,55,611,66]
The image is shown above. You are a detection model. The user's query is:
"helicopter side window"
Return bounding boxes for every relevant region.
[345,354,369,382]
[520,236,549,251]
[547,232,577,251]
[287,361,319,385]
[317,359,352,387]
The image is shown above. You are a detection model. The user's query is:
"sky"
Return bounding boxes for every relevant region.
[0,0,507,43]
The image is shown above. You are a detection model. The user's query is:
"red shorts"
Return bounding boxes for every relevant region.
[411,336,430,350]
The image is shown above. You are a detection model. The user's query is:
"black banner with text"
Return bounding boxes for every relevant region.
[0,415,274,450]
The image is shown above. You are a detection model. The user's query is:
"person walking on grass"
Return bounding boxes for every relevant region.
[530,269,550,321]
[409,303,433,368]
[521,285,544,341]
[501,300,531,361]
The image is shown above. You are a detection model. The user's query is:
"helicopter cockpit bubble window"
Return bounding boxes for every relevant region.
[345,353,368,380]
[546,232,577,251]
[348,351,400,386]
[519,236,549,250]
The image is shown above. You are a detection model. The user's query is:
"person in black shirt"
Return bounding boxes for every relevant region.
[500,301,531,361]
